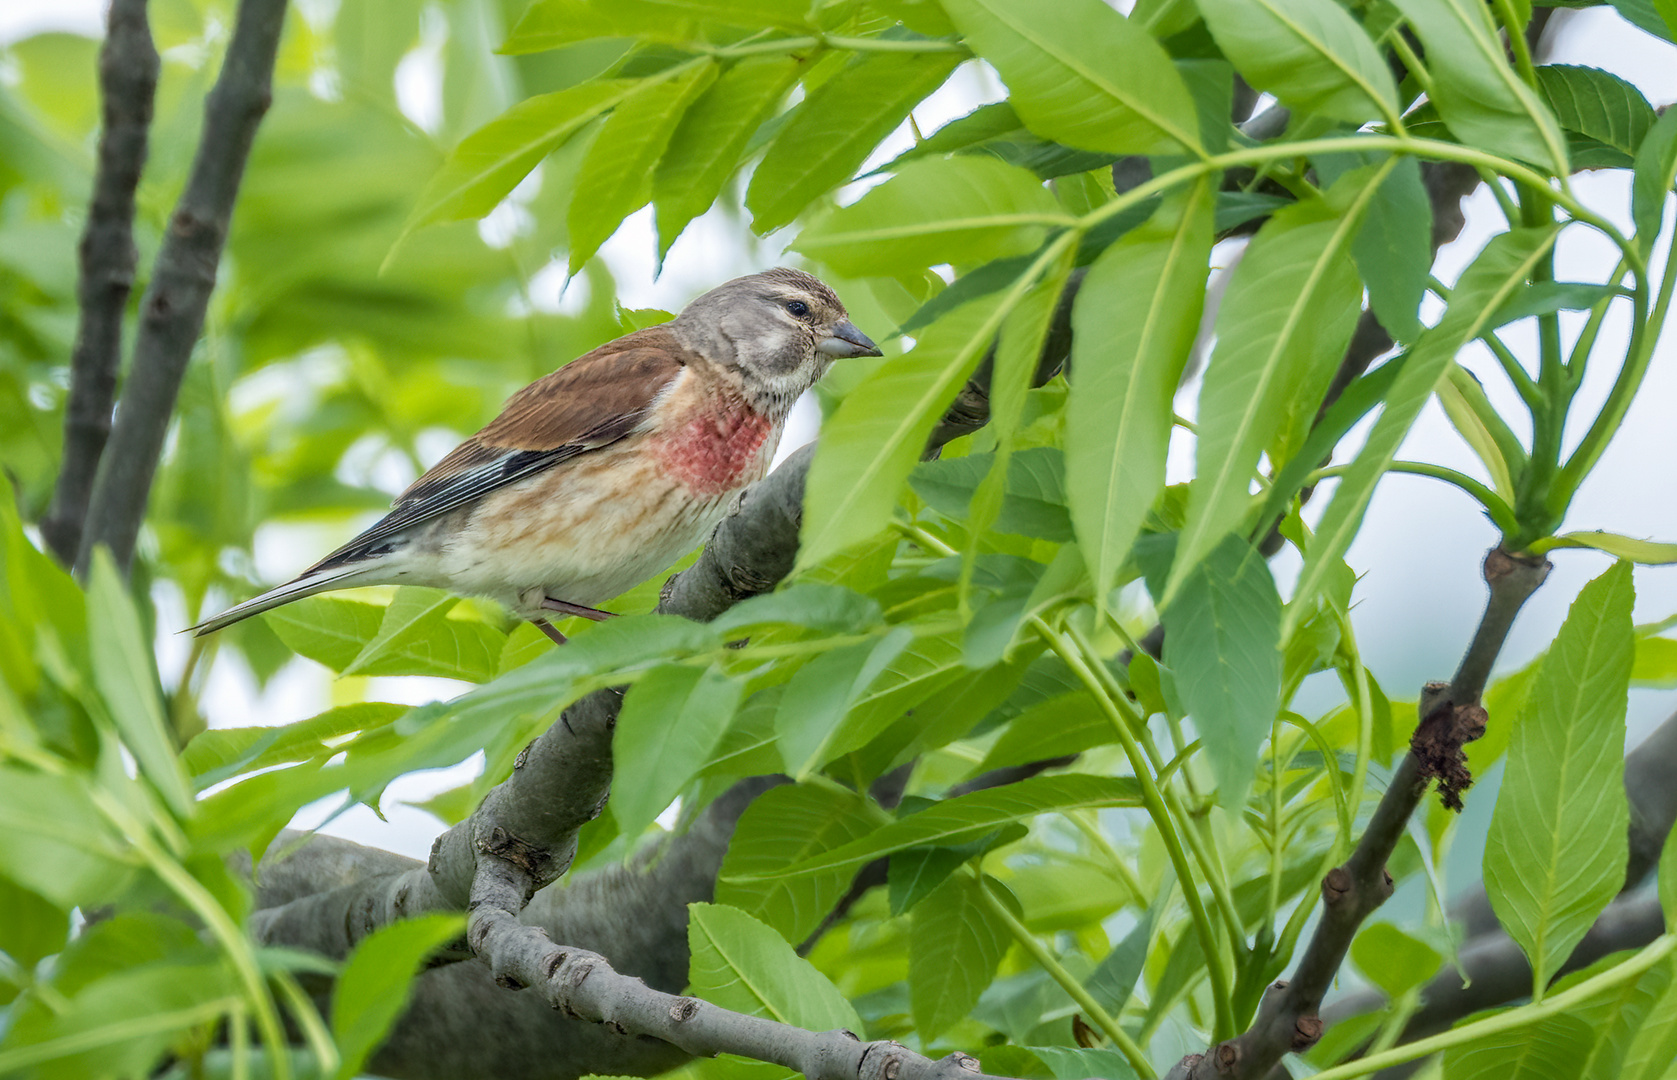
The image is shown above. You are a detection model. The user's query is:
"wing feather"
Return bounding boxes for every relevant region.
[305,328,691,572]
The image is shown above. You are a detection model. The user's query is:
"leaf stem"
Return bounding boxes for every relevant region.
[90,790,292,1080]
[974,873,1157,1079]
[1309,461,1518,537]
[1073,136,1642,277]
[1553,228,1676,506]
[700,34,967,57]
[1031,616,1237,1040]
[1478,329,1543,411]
[1065,623,1246,950]
[1307,935,1677,1080]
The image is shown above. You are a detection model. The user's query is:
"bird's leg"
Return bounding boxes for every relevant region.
[532,618,569,646]
[540,597,618,622]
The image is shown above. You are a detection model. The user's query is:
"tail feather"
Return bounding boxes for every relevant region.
[189,565,378,636]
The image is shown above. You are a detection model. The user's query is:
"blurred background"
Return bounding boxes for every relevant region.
[1,0,1674,920]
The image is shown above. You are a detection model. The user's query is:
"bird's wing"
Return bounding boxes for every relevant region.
[305,328,691,573]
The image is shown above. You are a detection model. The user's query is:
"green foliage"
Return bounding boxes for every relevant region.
[6,0,1677,1076]
[1484,562,1634,997]
[331,914,466,1080]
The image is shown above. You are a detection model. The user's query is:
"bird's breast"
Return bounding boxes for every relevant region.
[653,395,778,496]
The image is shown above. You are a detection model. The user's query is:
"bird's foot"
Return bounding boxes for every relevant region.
[532,619,568,646]
[540,597,618,622]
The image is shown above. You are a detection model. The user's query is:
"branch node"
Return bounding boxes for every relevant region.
[670,997,700,1023]
[1292,1015,1324,1050]
[478,825,551,882]
[544,950,567,979]
[1323,867,1352,906]
[948,1052,981,1073]
[495,973,526,991]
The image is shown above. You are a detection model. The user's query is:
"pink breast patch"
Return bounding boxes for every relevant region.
[656,400,774,496]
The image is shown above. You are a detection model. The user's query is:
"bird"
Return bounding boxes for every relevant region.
[190,267,882,644]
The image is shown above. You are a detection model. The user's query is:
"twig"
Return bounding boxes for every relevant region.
[39,0,159,566]
[74,0,289,577]
[1170,550,1551,1080]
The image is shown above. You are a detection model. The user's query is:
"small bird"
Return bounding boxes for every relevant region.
[192,268,881,644]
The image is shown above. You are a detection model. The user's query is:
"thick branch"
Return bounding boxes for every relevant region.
[40,0,159,566]
[1174,550,1550,1080]
[74,0,288,576]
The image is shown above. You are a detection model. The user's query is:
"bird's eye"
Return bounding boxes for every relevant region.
[785,300,810,318]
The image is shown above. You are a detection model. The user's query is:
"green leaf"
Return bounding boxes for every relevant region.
[182,702,409,785]
[1484,561,1633,995]
[1389,0,1569,174]
[739,774,1143,882]
[1621,960,1677,1080]
[1161,534,1282,807]
[1537,64,1657,158]
[420,615,722,735]
[501,0,700,53]
[941,0,1200,155]
[746,50,961,234]
[1085,906,1154,1015]
[774,628,914,777]
[708,584,883,637]
[910,447,1075,542]
[1664,821,1677,925]
[335,0,422,101]
[1609,0,1676,42]
[715,784,879,943]
[265,595,390,672]
[0,768,134,910]
[1353,155,1431,343]
[1442,1013,1595,1080]
[0,878,69,972]
[331,913,466,1080]
[399,79,636,238]
[793,156,1065,279]
[1537,531,1677,564]
[1066,178,1214,606]
[88,552,194,819]
[978,692,1109,772]
[1577,955,1674,1080]
[1167,187,1368,601]
[1032,1047,1139,1080]
[1289,226,1559,635]
[0,961,238,1080]
[799,301,995,568]
[1491,280,1622,328]
[1197,0,1398,123]
[1350,922,1444,999]
[1631,103,1677,253]
[687,902,863,1029]
[612,663,742,837]
[634,0,814,30]
[339,588,506,681]
[909,873,1013,1040]
[654,56,801,257]
[569,60,718,272]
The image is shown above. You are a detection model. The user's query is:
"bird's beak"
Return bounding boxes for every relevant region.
[817,320,883,358]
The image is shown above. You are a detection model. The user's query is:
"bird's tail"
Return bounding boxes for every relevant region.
[188,565,378,636]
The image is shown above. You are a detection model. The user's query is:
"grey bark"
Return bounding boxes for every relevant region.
[40,0,158,566]
[75,0,288,576]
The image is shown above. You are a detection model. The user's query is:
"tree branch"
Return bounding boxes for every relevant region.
[73,0,288,577]
[1301,709,1677,1077]
[1171,550,1550,1080]
[39,0,159,567]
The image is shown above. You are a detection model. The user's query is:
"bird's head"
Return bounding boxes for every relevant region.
[672,267,882,415]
